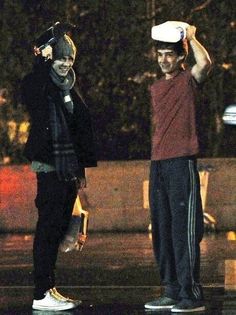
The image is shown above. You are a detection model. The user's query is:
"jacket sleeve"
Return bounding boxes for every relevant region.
[21,58,52,112]
[21,58,54,162]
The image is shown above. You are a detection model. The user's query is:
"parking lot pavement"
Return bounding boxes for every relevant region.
[0,231,235,314]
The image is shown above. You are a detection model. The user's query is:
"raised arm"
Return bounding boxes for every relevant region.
[186,25,212,83]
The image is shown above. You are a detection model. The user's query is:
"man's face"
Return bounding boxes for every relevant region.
[52,56,74,77]
[157,49,183,75]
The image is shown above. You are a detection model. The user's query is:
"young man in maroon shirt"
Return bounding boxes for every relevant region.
[145,25,212,313]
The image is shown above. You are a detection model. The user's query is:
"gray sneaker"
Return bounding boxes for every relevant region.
[171,299,205,313]
[145,296,178,310]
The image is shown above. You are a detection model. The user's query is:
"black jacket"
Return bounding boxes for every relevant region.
[21,59,97,168]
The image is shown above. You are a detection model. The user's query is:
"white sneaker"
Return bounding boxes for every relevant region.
[32,289,77,311]
[52,287,82,307]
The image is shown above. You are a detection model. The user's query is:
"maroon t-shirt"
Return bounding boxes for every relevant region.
[150,69,199,160]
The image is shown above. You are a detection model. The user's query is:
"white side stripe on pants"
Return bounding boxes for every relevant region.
[188,160,201,299]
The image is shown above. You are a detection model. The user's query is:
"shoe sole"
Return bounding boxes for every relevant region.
[171,306,206,312]
[145,304,175,310]
[32,304,77,311]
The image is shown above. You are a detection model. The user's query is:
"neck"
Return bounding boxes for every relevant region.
[164,63,185,80]
[165,70,180,80]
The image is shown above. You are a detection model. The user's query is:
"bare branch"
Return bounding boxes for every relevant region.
[191,0,213,13]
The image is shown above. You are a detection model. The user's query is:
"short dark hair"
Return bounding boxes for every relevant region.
[156,39,188,57]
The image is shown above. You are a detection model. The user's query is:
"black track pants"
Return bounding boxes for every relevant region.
[149,156,204,301]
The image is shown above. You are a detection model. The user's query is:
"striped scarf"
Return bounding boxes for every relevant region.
[48,68,79,181]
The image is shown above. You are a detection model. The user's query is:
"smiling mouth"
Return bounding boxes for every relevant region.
[59,67,69,72]
[160,63,169,67]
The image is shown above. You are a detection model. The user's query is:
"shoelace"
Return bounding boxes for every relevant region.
[50,288,68,301]
[52,288,76,302]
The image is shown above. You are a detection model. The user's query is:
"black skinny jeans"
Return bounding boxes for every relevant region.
[149,156,204,301]
[33,172,78,299]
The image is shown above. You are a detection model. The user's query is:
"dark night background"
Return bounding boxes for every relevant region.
[0,0,235,163]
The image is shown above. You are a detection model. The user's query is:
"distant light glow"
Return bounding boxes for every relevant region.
[226,231,236,241]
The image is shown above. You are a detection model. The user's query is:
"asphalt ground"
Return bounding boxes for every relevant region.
[0,231,235,314]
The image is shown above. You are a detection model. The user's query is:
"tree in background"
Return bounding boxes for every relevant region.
[70,1,153,160]
[0,0,235,163]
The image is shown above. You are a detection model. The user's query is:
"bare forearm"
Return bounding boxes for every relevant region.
[186,25,212,82]
[189,37,211,70]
